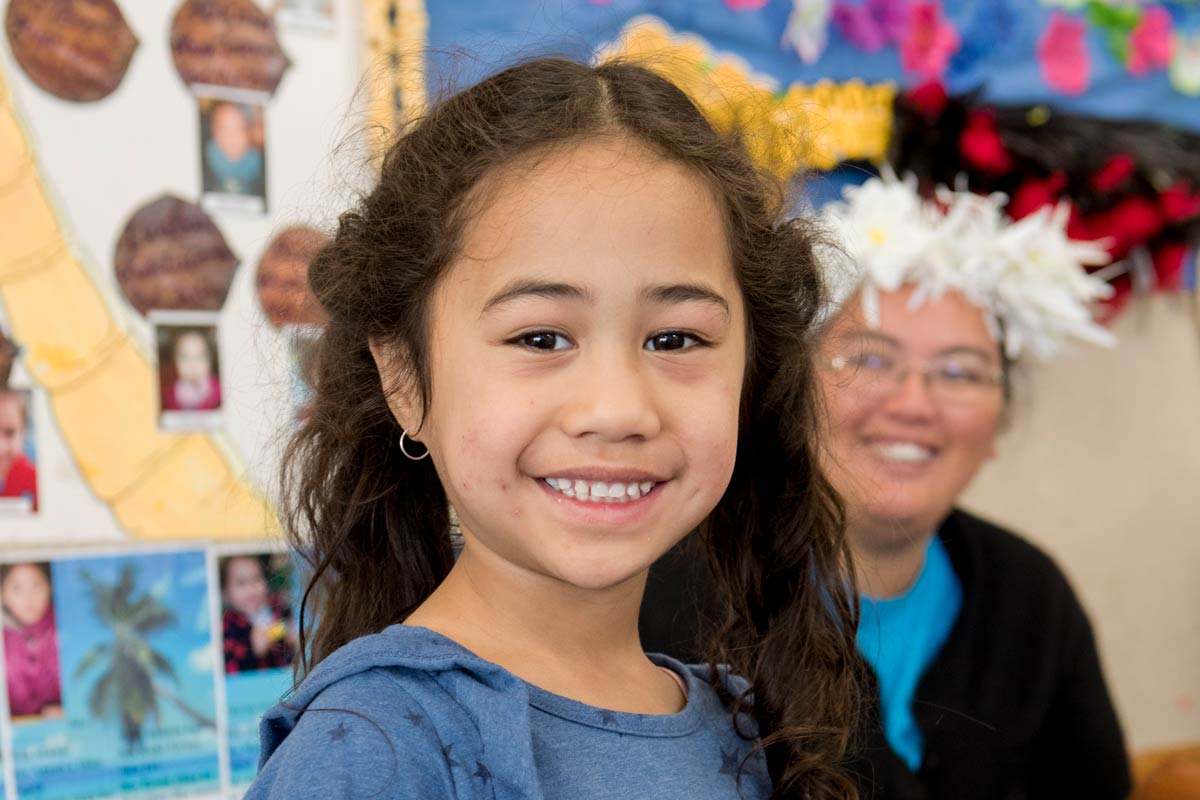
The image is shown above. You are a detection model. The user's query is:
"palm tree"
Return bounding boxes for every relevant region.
[74,562,215,752]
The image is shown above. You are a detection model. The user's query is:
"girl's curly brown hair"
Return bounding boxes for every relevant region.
[282,57,860,799]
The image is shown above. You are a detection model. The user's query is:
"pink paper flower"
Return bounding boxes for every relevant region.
[725,0,769,10]
[834,1,890,52]
[834,0,907,53]
[1038,12,1090,95]
[1128,6,1173,76]
[899,1,961,81]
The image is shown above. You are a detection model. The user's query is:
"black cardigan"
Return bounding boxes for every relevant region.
[639,509,1132,800]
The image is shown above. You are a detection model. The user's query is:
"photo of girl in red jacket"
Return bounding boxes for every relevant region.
[219,554,298,674]
[2,562,62,720]
[0,389,37,512]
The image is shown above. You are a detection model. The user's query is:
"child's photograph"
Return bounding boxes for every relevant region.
[0,389,38,513]
[219,553,297,674]
[2,562,62,721]
[155,320,223,431]
[198,94,267,213]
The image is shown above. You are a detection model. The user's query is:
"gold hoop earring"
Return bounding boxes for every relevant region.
[399,430,430,461]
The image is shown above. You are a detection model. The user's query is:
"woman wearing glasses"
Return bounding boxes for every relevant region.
[640,174,1132,799]
[815,175,1130,799]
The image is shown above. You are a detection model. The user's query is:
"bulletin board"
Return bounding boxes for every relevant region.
[1,2,1197,798]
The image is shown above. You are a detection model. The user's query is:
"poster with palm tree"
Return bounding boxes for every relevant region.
[7,549,221,800]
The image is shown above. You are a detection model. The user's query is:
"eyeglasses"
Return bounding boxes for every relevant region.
[824,346,1004,405]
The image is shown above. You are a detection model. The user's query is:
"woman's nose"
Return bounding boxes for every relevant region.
[881,367,939,421]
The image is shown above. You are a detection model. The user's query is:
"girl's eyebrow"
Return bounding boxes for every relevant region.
[640,283,730,320]
[480,280,591,316]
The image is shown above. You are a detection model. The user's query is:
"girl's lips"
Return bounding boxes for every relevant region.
[535,476,666,526]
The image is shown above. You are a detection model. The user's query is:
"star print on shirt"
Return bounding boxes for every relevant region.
[473,762,492,783]
[403,709,424,727]
[597,710,618,726]
[328,722,349,743]
[441,745,460,770]
[719,748,740,776]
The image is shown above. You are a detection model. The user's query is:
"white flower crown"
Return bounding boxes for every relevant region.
[818,172,1117,360]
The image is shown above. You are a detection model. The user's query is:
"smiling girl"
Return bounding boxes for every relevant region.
[248,59,860,799]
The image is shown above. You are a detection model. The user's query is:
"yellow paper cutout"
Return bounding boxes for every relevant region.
[602,16,896,175]
[366,0,429,139]
[2,247,122,390]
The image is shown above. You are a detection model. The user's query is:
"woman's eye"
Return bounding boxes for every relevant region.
[644,332,701,352]
[514,332,571,351]
[851,351,895,372]
[935,361,990,385]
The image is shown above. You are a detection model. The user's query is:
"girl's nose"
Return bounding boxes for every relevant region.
[559,348,662,442]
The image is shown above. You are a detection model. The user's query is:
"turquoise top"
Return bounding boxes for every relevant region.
[857,534,963,771]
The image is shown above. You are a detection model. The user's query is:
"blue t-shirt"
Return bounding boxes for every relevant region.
[248,624,771,799]
[856,534,962,772]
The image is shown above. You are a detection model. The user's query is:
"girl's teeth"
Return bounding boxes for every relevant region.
[544,478,655,503]
[873,442,934,463]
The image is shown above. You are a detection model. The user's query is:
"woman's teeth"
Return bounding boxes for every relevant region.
[871,442,935,463]
[543,478,655,503]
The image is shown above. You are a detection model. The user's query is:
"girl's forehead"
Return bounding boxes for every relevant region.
[444,141,735,303]
[0,394,24,424]
[2,564,45,586]
[176,332,208,349]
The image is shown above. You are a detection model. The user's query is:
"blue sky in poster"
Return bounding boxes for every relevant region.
[52,550,216,726]
[424,0,1200,131]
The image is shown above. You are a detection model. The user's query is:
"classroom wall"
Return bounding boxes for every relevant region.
[963,293,1200,752]
[2,0,1196,770]
[2,0,365,548]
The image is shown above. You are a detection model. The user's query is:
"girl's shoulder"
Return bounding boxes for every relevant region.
[249,625,533,800]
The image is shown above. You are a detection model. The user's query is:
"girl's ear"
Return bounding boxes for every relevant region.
[368,338,424,439]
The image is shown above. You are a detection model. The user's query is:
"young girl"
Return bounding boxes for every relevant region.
[2,562,62,719]
[0,390,37,510]
[163,328,221,412]
[249,59,859,799]
[220,555,297,674]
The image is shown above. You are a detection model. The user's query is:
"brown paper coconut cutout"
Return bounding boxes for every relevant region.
[255,226,329,329]
[114,195,239,315]
[170,0,290,95]
[5,0,139,103]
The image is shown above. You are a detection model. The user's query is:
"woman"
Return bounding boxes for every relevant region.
[642,174,1132,799]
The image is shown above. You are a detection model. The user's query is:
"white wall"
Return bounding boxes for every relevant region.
[963,293,1200,752]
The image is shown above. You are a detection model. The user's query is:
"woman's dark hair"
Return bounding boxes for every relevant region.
[282,57,859,798]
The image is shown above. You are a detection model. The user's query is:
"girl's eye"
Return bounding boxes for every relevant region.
[513,331,572,351]
[644,331,701,352]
